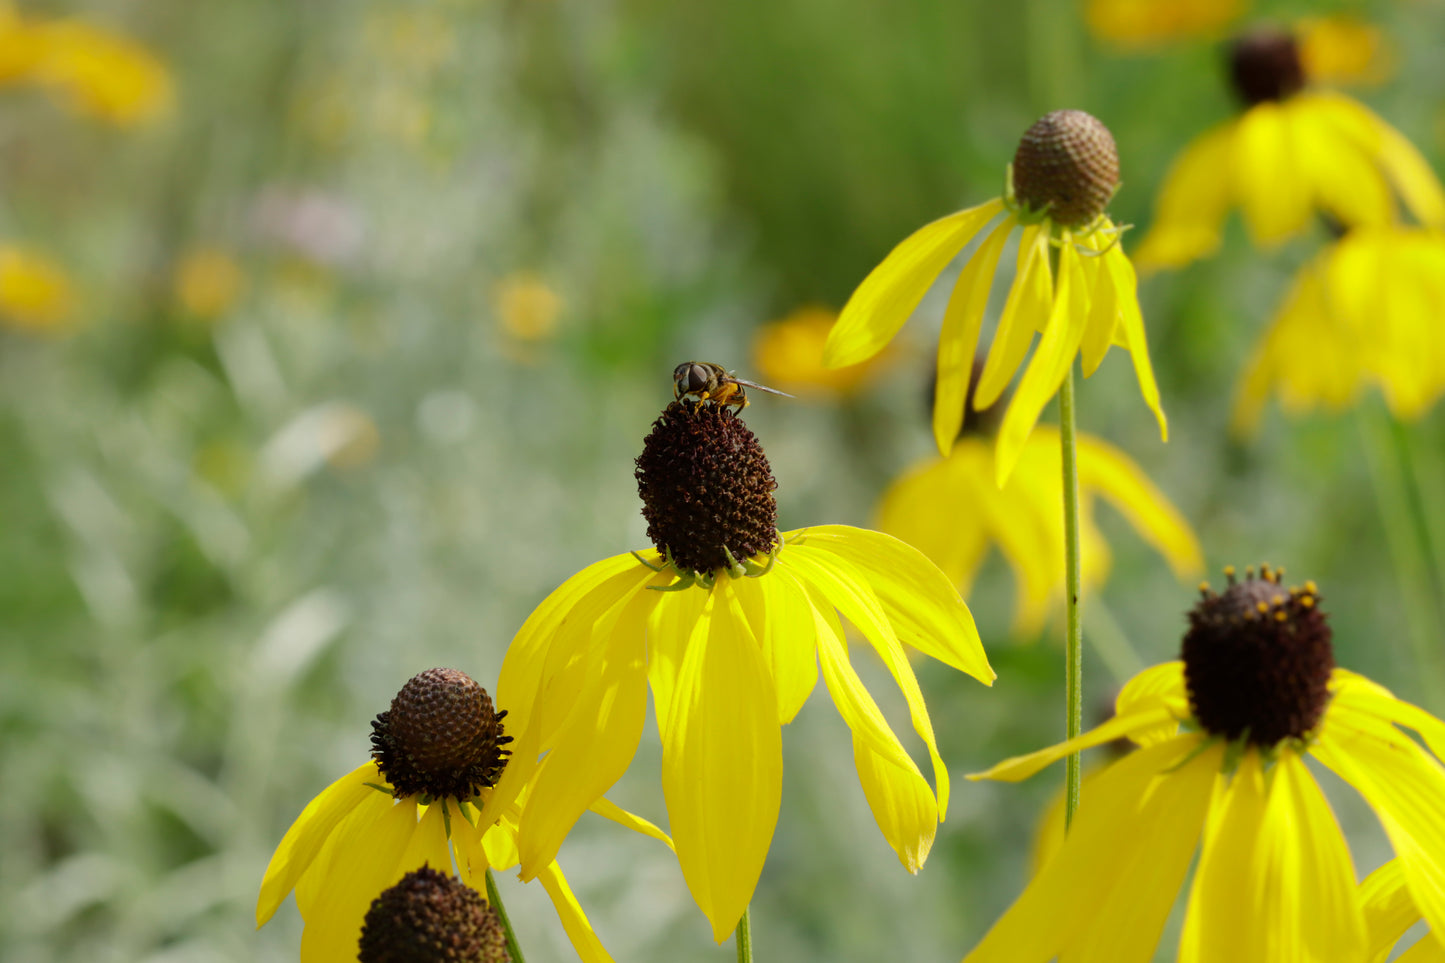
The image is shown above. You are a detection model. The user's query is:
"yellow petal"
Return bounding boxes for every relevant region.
[784,525,992,684]
[963,736,1219,963]
[781,543,951,816]
[588,797,674,851]
[1133,123,1235,271]
[874,451,991,597]
[932,219,1013,454]
[1113,660,1188,717]
[1107,245,1168,441]
[1291,94,1395,229]
[402,800,456,879]
[968,703,1185,783]
[814,595,938,870]
[1076,229,1115,376]
[732,568,818,724]
[257,760,379,927]
[1362,859,1419,963]
[1332,669,1445,762]
[295,782,396,919]
[536,860,617,963]
[1076,433,1203,575]
[1400,934,1445,962]
[661,582,783,942]
[1311,91,1445,230]
[1234,103,1311,245]
[994,237,1089,487]
[825,199,1005,368]
[646,582,709,738]
[975,221,1049,409]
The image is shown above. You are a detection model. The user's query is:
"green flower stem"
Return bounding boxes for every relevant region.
[1357,404,1445,706]
[736,905,754,963]
[1059,363,1084,828]
[1083,595,1145,685]
[1399,418,1445,622]
[485,869,527,963]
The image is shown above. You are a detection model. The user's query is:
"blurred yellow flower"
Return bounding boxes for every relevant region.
[826,110,1166,485]
[877,426,1202,637]
[1233,227,1445,433]
[1136,30,1444,271]
[1085,0,1244,48]
[493,271,563,364]
[1363,859,1443,962]
[1299,16,1394,88]
[174,248,245,320]
[752,305,884,396]
[0,244,74,332]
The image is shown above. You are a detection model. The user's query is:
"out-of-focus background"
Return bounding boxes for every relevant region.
[2,0,1443,960]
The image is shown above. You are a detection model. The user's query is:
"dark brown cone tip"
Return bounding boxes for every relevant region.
[635,401,780,576]
[371,668,513,800]
[1011,109,1119,229]
[1182,566,1334,747]
[358,865,510,963]
[1229,30,1305,106]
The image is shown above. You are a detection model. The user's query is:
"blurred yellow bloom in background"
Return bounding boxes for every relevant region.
[1233,227,1445,433]
[1085,0,1244,48]
[493,271,563,363]
[0,244,74,332]
[752,305,884,396]
[1299,16,1394,88]
[826,110,1166,485]
[877,426,1202,637]
[173,247,245,320]
[1363,859,1444,962]
[1136,30,1444,271]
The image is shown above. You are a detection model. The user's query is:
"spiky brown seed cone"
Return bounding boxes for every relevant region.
[635,401,780,576]
[358,865,509,963]
[1011,110,1120,229]
[1182,567,1334,747]
[371,668,512,800]
[1229,30,1305,106]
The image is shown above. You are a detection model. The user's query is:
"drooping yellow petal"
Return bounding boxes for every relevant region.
[933,218,1013,454]
[994,237,1090,487]
[400,800,456,880]
[825,199,1006,368]
[536,860,617,963]
[1312,91,1445,230]
[1106,245,1168,441]
[1076,434,1203,575]
[1134,123,1235,271]
[1179,753,1270,963]
[661,582,783,943]
[782,544,951,816]
[1075,229,1115,377]
[587,797,674,851]
[1332,669,1445,762]
[294,780,396,920]
[975,220,1050,409]
[1113,660,1189,743]
[257,761,379,927]
[1292,95,1395,230]
[784,525,992,684]
[875,451,992,598]
[1400,934,1445,962]
[299,797,421,963]
[1363,859,1418,963]
[963,736,1219,963]
[646,581,709,738]
[732,568,818,724]
[814,592,938,870]
[1234,103,1311,245]
[968,703,1186,783]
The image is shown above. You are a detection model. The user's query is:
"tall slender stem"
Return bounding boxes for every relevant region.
[485,869,527,963]
[1398,417,1445,621]
[735,906,754,963]
[1059,364,1084,828]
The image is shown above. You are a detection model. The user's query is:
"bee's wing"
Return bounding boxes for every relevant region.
[730,377,794,399]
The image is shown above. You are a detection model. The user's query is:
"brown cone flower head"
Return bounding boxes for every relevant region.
[1182,566,1334,747]
[635,400,780,577]
[371,668,513,800]
[1229,30,1305,107]
[1011,109,1120,229]
[358,865,509,963]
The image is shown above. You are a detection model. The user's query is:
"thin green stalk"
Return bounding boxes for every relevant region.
[1357,405,1445,704]
[1398,417,1445,619]
[485,869,527,963]
[1083,595,1146,685]
[1059,364,1084,828]
[735,906,754,963]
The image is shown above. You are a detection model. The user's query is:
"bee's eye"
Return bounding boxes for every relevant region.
[682,364,710,392]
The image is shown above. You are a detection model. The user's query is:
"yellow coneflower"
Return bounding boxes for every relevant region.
[825,110,1166,484]
[1362,858,1444,962]
[1084,0,1244,48]
[1232,226,1445,433]
[257,668,669,963]
[1299,15,1394,88]
[962,566,1445,963]
[878,425,1202,637]
[492,271,563,365]
[1135,28,1445,271]
[0,244,74,333]
[487,375,994,942]
[751,305,885,397]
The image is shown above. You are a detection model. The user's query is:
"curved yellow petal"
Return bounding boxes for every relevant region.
[975,221,1049,409]
[963,737,1219,963]
[1179,753,1269,963]
[732,568,818,725]
[403,800,457,879]
[1363,859,1419,963]
[1106,246,1167,441]
[784,525,992,683]
[968,707,1189,783]
[1234,103,1310,245]
[1312,91,1445,229]
[294,781,396,920]
[825,199,1006,368]
[1134,123,1235,271]
[933,218,1013,454]
[1332,669,1445,762]
[874,451,991,596]
[536,860,617,963]
[257,760,379,927]
[661,581,783,943]
[1113,660,1188,717]
[1076,228,1115,377]
[1400,934,1445,962]
[814,594,938,870]
[994,238,1089,487]
[588,797,674,851]
[1076,433,1202,575]
[646,582,709,738]
[1275,754,1368,960]
[1292,94,1395,230]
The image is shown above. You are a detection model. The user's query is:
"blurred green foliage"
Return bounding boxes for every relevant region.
[2,0,1443,960]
